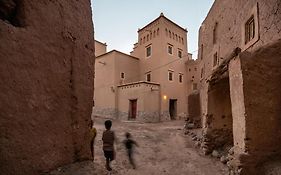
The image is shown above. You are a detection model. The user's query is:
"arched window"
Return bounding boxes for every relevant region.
[147,34,149,41]
[144,36,146,43]
[172,32,175,39]
[165,28,168,36]
[150,32,152,39]
[153,30,156,37]
[175,34,178,41]
[140,38,142,44]
[169,31,171,38]
[182,38,184,44]
[178,36,180,41]
[157,28,159,35]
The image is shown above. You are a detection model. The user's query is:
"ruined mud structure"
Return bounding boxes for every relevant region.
[0,0,95,175]
[195,0,281,174]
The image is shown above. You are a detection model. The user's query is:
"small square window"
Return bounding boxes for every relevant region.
[121,72,125,79]
[168,71,173,81]
[146,73,151,82]
[245,16,255,44]
[168,45,173,55]
[146,46,151,57]
[179,74,183,83]
[178,50,182,58]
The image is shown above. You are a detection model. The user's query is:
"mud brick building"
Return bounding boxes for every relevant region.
[0,0,95,174]
[93,13,198,122]
[195,0,281,174]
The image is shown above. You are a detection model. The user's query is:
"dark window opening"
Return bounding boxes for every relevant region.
[178,50,182,58]
[146,46,151,57]
[168,71,173,81]
[213,52,218,67]
[168,45,173,55]
[0,0,25,27]
[179,74,183,83]
[201,68,204,78]
[245,16,255,44]
[121,72,125,79]
[146,73,151,82]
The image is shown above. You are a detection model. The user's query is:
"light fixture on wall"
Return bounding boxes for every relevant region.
[163,95,167,100]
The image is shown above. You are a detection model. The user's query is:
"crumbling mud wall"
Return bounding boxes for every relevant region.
[198,0,281,132]
[228,39,281,174]
[239,40,281,174]
[0,1,95,175]
[202,77,233,154]
[187,91,201,126]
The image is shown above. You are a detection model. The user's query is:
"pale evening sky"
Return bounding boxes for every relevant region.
[91,0,214,59]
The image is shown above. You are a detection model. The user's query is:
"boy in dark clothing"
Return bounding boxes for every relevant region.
[123,132,138,169]
[102,120,115,171]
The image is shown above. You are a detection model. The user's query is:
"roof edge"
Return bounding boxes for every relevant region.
[96,50,140,60]
[95,40,107,46]
[138,13,187,33]
[117,81,160,87]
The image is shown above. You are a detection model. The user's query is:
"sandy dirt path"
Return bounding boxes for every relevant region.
[49,117,228,175]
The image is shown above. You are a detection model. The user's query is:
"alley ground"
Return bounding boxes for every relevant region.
[49,117,228,175]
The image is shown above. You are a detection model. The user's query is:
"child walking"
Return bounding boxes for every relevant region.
[123,132,138,169]
[102,120,116,171]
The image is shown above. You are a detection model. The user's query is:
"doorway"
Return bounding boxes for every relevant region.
[169,99,177,120]
[207,77,233,150]
[129,99,137,120]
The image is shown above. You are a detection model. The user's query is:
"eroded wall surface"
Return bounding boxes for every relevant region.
[198,0,281,124]
[235,40,281,174]
[187,92,201,121]
[202,78,233,154]
[0,1,94,174]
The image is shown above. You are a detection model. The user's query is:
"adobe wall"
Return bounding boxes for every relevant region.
[198,0,281,126]
[93,53,116,118]
[93,51,140,119]
[113,51,140,85]
[0,1,94,175]
[117,82,160,123]
[186,59,200,121]
[228,40,281,174]
[94,40,107,57]
[187,92,201,122]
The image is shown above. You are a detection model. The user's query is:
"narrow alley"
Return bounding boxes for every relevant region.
[48,117,228,175]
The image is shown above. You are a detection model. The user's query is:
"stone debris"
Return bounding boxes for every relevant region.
[220,156,228,164]
[211,150,220,158]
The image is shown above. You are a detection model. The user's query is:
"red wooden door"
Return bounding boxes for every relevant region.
[130,99,137,119]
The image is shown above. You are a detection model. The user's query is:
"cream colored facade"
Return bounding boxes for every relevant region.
[94,13,193,122]
[94,40,107,57]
